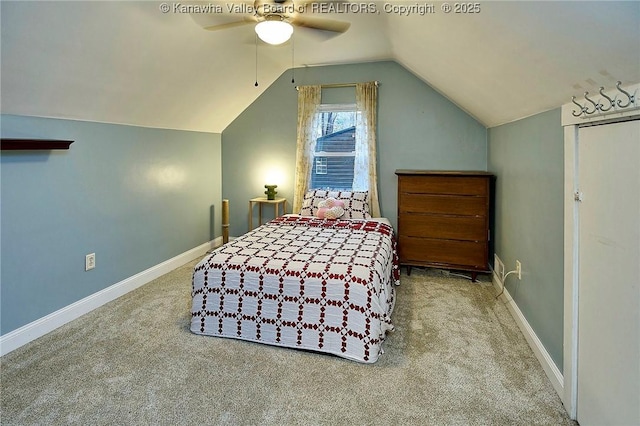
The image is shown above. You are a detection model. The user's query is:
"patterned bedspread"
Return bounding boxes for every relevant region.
[191,215,400,363]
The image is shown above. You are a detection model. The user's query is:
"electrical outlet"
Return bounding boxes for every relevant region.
[85,253,96,271]
[516,260,522,280]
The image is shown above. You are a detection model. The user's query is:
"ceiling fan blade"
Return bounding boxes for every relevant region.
[290,15,350,33]
[203,16,257,31]
[186,0,257,31]
[295,25,345,42]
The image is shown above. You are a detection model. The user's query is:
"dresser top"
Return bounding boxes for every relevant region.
[395,169,493,177]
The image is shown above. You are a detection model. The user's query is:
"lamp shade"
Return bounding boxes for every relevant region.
[255,20,293,45]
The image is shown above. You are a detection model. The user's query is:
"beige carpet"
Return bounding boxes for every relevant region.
[1,259,575,425]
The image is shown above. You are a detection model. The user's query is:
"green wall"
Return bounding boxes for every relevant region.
[487,109,565,371]
[1,115,222,334]
[1,60,567,380]
[222,61,487,236]
[222,63,566,373]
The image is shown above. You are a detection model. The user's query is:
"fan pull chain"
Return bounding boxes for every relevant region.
[291,0,296,84]
[254,34,259,87]
[291,32,295,84]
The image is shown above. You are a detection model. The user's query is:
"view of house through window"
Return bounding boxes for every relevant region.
[310,104,358,190]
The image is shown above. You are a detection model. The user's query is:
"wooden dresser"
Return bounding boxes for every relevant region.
[395,170,493,281]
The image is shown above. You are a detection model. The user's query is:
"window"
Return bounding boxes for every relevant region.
[315,157,328,174]
[310,104,358,191]
[293,82,379,217]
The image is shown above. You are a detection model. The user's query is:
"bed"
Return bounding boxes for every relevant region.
[191,191,400,363]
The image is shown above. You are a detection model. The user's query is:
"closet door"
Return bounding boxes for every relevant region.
[576,119,640,426]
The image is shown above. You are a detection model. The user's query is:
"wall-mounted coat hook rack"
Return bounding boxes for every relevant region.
[571,81,637,118]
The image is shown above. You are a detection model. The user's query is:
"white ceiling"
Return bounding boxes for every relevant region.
[1,1,639,133]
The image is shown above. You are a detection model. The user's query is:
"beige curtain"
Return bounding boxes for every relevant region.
[293,85,321,213]
[354,81,381,217]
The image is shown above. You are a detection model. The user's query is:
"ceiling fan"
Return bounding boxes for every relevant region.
[197,0,351,45]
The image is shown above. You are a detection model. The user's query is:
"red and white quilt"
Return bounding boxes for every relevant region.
[191,215,400,363]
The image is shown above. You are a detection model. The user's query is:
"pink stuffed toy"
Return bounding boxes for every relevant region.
[317,197,345,219]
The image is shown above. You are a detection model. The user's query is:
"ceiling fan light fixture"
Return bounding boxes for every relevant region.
[255,19,293,45]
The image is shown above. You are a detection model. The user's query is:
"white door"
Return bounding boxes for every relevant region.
[576,119,640,426]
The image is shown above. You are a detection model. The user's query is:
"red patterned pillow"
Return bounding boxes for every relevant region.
[300,190,371,219]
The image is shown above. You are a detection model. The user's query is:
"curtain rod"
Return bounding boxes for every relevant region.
[295,81,379,91]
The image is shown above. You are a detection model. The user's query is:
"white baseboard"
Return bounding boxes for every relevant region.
[0,237,222,357]
[492,272,564,398]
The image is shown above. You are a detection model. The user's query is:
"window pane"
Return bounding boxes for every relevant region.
[311,105,357,190]
[311,156,355,190]
[315,109,356,139]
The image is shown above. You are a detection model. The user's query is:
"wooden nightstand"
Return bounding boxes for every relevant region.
[249,197,287,230]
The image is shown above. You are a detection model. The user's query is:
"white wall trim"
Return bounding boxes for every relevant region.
[562,125,579,419]
[561,94,640,419]
[0,237,222,357]
[492,272,564,398]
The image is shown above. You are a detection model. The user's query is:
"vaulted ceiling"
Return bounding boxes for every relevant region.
[1,1,639,133]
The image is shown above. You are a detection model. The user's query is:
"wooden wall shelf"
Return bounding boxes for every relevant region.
[1,139,74,150]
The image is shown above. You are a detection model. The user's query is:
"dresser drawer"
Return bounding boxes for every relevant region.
[398,236,487,269]
[399,175,488,196]
[399,193,487,216]
[399,214,487,241]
